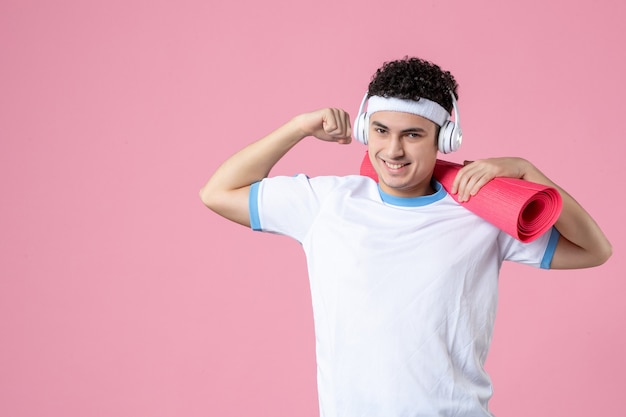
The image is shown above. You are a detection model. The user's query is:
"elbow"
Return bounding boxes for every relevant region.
[552,235,613,269]
[199,185,217,210]
[586,239,613,268]
[596,241,613,266]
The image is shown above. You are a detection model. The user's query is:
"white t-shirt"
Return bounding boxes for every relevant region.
[249,174,559,417]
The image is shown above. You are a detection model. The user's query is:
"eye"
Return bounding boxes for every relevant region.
[406,132,423,139]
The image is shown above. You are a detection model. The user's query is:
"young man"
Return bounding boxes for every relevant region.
[199,57,611,416]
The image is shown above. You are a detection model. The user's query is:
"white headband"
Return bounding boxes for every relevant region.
[366,95,450,127]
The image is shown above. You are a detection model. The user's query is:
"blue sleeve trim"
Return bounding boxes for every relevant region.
[249,181,262,231]
[540,227,560,269]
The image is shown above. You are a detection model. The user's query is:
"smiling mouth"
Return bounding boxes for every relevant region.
[383,160,409,169]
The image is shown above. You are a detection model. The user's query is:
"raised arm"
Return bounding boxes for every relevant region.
[199,108,352,226]
[451,157,612,269]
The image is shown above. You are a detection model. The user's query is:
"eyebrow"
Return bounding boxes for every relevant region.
[371,121,428,134]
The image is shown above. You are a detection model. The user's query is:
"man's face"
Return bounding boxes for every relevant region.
[367,111,439,198]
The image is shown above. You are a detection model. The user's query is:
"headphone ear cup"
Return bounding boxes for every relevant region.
[354,92,370,145]
[438,121,462,154]
[354,112,369,144]
[438,121,452,154]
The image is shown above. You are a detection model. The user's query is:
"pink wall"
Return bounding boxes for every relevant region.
[1,0,624,416]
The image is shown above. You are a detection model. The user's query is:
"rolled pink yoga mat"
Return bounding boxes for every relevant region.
[359,153,562,243]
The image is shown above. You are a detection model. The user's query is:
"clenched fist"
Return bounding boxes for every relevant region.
[294,108,352,144]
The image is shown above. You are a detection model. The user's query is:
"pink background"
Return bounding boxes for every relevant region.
[1,1,624,416]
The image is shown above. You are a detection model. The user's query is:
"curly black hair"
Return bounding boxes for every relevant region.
[367,57,458,113]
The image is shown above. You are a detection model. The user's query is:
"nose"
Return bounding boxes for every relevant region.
[385,135,404,159]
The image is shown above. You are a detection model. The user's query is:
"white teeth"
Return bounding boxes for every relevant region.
[385,161,405,169]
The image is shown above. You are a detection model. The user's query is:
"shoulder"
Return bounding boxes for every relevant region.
[260,174,377,194]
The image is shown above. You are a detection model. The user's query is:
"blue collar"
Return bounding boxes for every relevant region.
[378,180,447,207]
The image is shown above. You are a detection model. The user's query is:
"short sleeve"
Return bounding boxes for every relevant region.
[499,227,560,269]
[249,174,343,243]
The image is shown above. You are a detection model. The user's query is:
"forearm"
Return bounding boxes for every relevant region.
[201,118,306,199]
[517,159,612,268]
[199,108,352,226]
[198,117,307,225]
[453,157,612,268]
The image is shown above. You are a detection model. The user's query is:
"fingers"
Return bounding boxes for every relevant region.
[321,108,352,144]
[452,160,496,202]
[451,157,529,202]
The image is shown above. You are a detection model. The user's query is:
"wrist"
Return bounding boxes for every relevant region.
[517,159,548,184]
[289,113,315,139]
